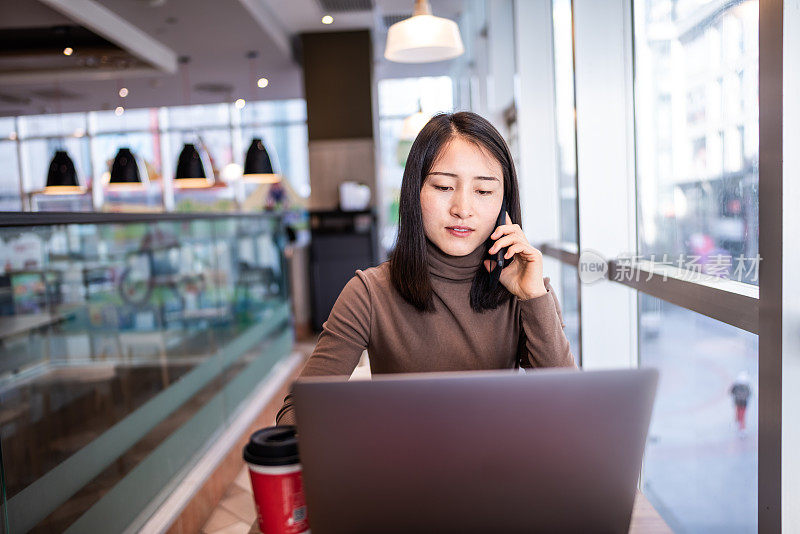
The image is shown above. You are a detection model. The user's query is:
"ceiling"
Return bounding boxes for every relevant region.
[0,0,468,117]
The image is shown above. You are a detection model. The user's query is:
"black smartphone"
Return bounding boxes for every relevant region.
[486,193,511,289]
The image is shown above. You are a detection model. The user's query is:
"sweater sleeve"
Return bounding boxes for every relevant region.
[517,276,577,369]
[275,272,371,425]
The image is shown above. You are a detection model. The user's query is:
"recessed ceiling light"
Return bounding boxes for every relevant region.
[322,15,333,24]
[234,98,246,109]
[9,132,17,140]
[257,77,269,88]
[63,47,74,56]
[119,87,129,97]
[115,106,124,116]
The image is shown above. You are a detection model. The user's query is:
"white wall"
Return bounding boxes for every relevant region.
[572,0,638,369]
[782,0,800,529]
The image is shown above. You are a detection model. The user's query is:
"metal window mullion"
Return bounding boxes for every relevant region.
[538,242,580,266]
[759,0,784,530]
[608,259,759,334]
[539,244,760,334]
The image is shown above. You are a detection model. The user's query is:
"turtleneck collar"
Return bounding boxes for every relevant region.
[426,238,486,281]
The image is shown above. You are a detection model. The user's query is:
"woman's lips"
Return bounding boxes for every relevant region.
[446,226,474,238]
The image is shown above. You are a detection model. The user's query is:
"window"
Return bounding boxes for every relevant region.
[239,99,307,124]
[17,112,86,138]
[2,99,309,211]
[633,5,761,528]
[239,99,310,197]
[517,0,774,528]
[377,77,454,253]
[165,103,229,130]
[0,139,21,211]
[90,107,157,134]
[633,0,759,285]
[239,124,310,197]
[639,294,757,532]
[560,262,581,362]
[551,0,579,245]
[91,132,157,181]
[550,0,582,364]
[13,113,94,211]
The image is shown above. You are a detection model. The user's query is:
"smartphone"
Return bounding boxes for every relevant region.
[486,193,511,289]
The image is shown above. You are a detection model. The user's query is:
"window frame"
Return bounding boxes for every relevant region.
[514,0,793,529]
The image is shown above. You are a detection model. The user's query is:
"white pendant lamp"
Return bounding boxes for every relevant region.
[401,102,432,140]
[384,0,464,63]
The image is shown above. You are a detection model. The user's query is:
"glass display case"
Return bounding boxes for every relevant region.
[0,211,294,533]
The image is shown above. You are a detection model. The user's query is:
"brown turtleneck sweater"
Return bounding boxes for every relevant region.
[276,239,577,425]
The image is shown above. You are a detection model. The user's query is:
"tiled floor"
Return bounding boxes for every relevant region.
[200,466,257,534]
[201,348,371,534]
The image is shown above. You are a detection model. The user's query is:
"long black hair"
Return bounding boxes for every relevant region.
[389,111,522,313]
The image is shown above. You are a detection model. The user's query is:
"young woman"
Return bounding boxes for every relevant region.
[276,111,576,425]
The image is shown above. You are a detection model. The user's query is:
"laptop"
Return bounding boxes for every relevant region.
[292,367,658,533]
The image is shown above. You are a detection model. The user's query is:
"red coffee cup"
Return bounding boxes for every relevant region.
[243,425,309,534]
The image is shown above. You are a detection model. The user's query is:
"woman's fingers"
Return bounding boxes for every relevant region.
[504,243,528,259]
[488,233,518,255]
[490,222,522,240]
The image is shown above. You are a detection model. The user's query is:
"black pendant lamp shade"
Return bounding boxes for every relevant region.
[108,147,147,188]
[175,143,214,188]
[176,143,206,178]
[44,150,83,194]
[243,138,279,183]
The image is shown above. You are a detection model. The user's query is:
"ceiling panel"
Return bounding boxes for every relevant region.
[0,0,468,117]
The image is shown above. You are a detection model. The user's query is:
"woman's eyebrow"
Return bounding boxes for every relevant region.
[427,171,500,182]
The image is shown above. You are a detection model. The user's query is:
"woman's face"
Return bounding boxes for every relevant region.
[420,136,505,256]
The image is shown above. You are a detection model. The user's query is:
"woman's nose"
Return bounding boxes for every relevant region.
[450,189,473,219]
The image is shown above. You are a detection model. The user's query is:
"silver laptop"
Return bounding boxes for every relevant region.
[292,367,658,533]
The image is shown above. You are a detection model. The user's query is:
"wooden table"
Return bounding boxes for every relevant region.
[629,491,673,533]
[249,490,672,533]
